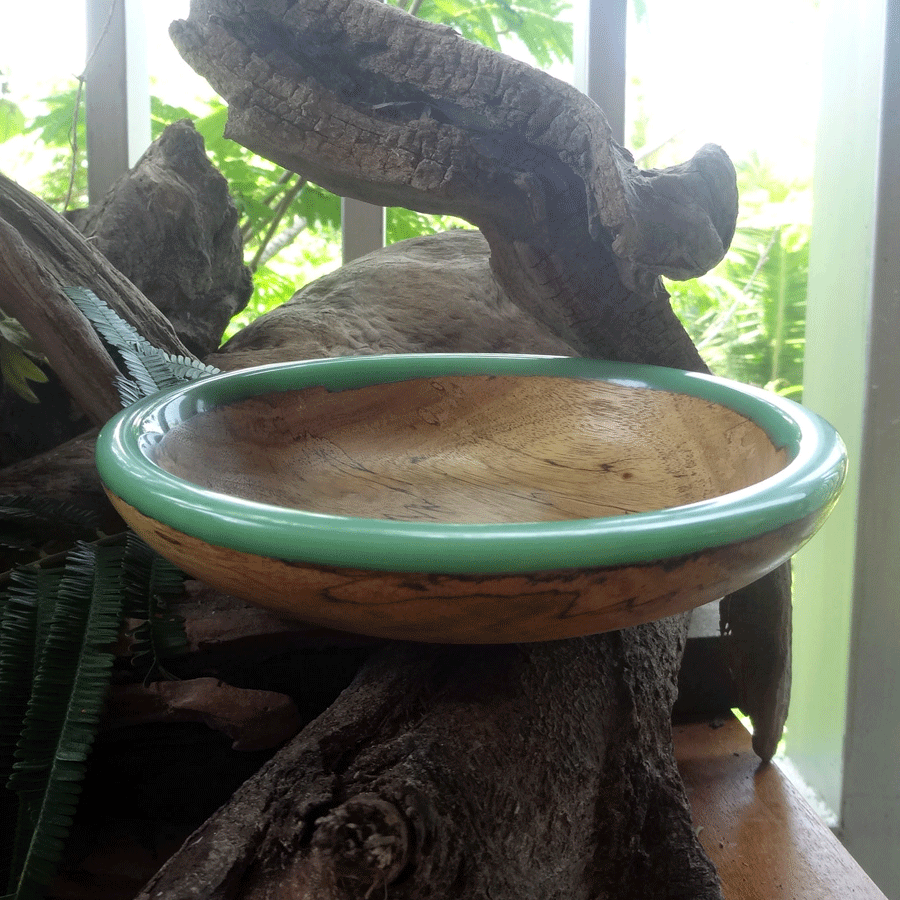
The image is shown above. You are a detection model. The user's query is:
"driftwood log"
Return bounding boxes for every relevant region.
[0,119,251,466]
[0,1,793,896]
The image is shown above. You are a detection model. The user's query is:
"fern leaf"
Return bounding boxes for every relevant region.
[0,497,100,560]
[5,542,125,900]
[0,568,61,788]
[0,496,100,533]
[162,353,222,382]
[63,286,149,351]
[64,287,220,407]
[114,374,144,408]
[123,534,188,680]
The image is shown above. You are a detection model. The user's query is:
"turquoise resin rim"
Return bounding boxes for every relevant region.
[95,354,847,575]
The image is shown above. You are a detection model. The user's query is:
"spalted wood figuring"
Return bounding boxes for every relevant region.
[151,377,786,522]
[103,495,815,644]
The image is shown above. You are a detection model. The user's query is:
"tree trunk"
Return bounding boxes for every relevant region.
[135,622,722,900]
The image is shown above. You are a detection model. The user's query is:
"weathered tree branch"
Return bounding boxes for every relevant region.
[0,173,194,424]
[136,622,722,900]
[170,0,735,366]
[170,0,734,281]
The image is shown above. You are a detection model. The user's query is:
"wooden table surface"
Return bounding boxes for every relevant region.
[674,715,888,899]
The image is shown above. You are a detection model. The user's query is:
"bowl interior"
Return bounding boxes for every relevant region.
[151,374,789,525]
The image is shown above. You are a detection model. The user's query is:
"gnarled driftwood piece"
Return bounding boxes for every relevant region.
[170,0,734,367]
[0,173,191,424]
[68,120,252,357]
[136,621,722,900]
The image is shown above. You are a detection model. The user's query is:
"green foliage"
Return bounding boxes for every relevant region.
[122,534,189,683]
[0,101,25,145]
[387,208,476,244]
[0,290,214,898]
[24,88,87,209]
[0,534,190,900]
[667,155,811,397]
[3,542,125,900]
[396,0,573,67]
[0,316,47,405]
[0,71,25,145]
[0,497,100,557]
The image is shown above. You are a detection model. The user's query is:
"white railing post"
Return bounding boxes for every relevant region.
[574,0,627,144]
[84,0,150,203]
[341,198,386,264]
[340,0,386,263]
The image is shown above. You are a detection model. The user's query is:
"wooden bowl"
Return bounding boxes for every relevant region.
[96,355,846,643]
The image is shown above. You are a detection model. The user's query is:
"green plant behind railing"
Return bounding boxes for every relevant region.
[667,156,811,398]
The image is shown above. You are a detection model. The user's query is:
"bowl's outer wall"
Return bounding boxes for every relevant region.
[108,489,832,644]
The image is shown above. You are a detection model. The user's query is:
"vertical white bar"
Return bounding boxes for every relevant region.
[573,0,627,144]
[839,0,900,893]
[341,197,386,264]
[340,0,385,263]
[788,0,886,825]
[85,0,150,203]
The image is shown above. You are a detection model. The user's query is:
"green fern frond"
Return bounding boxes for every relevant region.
[0,496,100,559]
[165,354,222,382]
[124,344,196,397]
[0,568,62,787]
[0,289,215,897]
[64,286,220,407]
[115,373,144,408]
[5,542,125,900]
[122,534,188,681]
[0,533,41,552]
[63,287,149,350]
[0,496,100,533]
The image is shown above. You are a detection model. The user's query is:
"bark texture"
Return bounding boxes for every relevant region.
[136,622,722,900]
[68,120,252,358]
[208,229,575,368]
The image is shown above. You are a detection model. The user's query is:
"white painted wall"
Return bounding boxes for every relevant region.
[790,0,900,896]
[838,0,900,892]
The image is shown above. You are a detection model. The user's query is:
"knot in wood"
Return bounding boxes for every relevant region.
[312,794,410,896]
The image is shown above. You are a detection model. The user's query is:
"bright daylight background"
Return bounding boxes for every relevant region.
[1,0,823,391]
[0,1,821,178]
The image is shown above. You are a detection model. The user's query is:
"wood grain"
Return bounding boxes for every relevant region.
[153,376,786,525]
[108,492,814,644]
[675,716,888,900]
